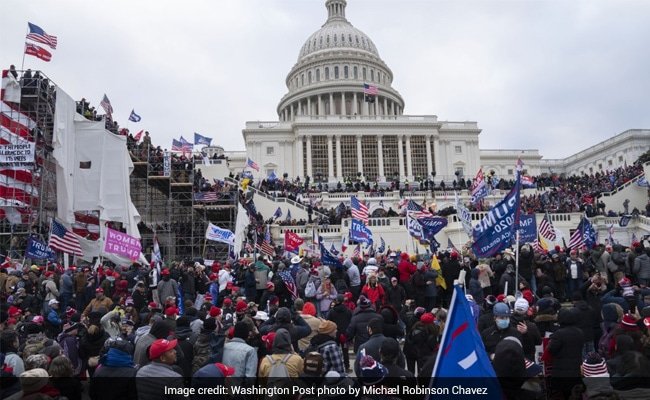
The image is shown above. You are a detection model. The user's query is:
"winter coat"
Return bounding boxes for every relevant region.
[327,303,352,337]
[345,307,379,352]
[379,306,404,339]
[468,270,483,305]
[354,333,405,376]
[192,331,225,374]
[423,269,438,298]
[397,258,417,283]
[547,308,585,377]
[361,283,385,307]
[572,300,597,342]
[633,253,650,280]
[386,283,406,311]
[156,278,178,304]
[481,323,522,355]
[316,283,338,313]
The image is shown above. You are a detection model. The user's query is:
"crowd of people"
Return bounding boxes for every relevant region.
[3,238,650,399]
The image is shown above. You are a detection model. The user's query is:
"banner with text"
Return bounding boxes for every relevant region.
[0,142,35,166]
[103,227,142,260]
[518,214,537,244]
[350,218,373,245]
[205,223,235,245]
[472,176,521,258]
[25,236,57,261]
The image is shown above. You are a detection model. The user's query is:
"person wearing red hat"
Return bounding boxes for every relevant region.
[136,338,183,396]
[157,269,179,312]
[208,272,220,307]
[403,312,438,374]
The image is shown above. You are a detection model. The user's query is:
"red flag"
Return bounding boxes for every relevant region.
[133,130,143,141]
[24,43,52,62]
[284,230,304,253]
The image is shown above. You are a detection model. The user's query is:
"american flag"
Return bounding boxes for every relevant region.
[341,236,347,253]
[48,219,83,256]
[256,240,275,257]
[516,157,524,173]
[72,211,100,240]
[539,212,557,241]
[100,94,113,115]
[407,199,433,219]
[278,270,299,300]
[194,191,219,202]
[350,196,369,225]
[247,158,259,172]
[353,244,361,258]
[26,23,57,49]
[363,83,378,95]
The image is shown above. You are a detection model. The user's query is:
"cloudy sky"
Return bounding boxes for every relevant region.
[2,0,649,159]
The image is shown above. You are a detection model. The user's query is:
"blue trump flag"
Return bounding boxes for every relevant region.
[320,243,343,269]
[472,175,521,258]
[431,285,502,398]
[517,214,537,244]
[350,218,373,245]
[26,237,57,261]
[194,132,212,146]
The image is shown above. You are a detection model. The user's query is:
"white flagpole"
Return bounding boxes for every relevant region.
[514,230,520,295]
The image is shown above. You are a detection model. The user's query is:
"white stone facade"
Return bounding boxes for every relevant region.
[231,0,650,185]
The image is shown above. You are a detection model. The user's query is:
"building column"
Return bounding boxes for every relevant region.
[306,136,313,179]
[296,136,304,178]
[425,135,433,177]
[377,135,385,182]
[356,135,363,175]
[383,97,388,116]
[352,92,358,115]
[327,135,334,182]
[405,135,413,179]
[318,95,323,116]
[335,135,342,179]
[341,92,346,115]
[397,135,405,179]
[329,93,335,115]
[307,97,311,116]
[289,104,294,120]
[362,96,369,115]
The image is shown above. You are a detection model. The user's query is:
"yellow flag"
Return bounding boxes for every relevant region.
[431,255,446,290]
[241,178,250,190]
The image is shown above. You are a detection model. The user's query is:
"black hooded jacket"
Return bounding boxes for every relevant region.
[547,307,585,377]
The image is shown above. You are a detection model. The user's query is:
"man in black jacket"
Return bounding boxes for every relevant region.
[354,318,405,376]
[345,295,379,352]
[328,295,352,371]
[480,302,522,356]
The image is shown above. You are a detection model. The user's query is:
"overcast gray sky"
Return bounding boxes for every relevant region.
[2,0,649,160]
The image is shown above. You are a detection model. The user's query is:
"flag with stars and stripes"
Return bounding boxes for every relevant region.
[48,219,83,256]
[539,212,557,241]
[377,237,385,254]
[353,244,361,258]
[350,196,369,225]
[100,94,113,116]
[278,270,299,300]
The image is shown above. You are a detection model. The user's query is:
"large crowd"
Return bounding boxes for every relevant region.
[3,239,650,399]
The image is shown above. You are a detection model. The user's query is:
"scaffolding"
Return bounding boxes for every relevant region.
[128,144,236,262]
[0,70,58,258]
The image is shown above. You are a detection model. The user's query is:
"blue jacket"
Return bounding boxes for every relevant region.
[209,282,219,306]
[48,308,62,326]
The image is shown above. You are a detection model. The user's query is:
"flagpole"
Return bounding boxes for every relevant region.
[21,24,28,70]
[514,230,520,295]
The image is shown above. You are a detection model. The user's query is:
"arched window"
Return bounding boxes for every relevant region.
[362,67,367,80]
[325,67,330,80]
[308,71,312,83]
[344,66,349,78]
[334,66,339,79]
[334,34,337,43]
[316,69,320,82]
[353,66,358,79]
[327,35,330,44]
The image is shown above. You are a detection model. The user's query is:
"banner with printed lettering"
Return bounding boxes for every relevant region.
[284,230,304,253]
[163,151,171,177]
[25,236,57,261]
[205,223,235,245]
[407,214,448,245]
[472,176,521,257]
[470,168,489,204]
[0,141,36,166]
[518,214,537,244]
[103,227,142,260]
[350,218,373,245]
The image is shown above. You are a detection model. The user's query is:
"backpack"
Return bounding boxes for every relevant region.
[304,280,317,298]
[267,353,292,379]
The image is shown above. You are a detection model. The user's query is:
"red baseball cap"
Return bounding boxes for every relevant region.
[148,301,159,309]
[209,273,217,281]
[164,306,179,316]
[235,300,248,313]
[215,363,234,377]
[95,288,104,293]
[209,306,222,318]
[222,298,232,306]
[148,338,178,360]
[161,269,170,276]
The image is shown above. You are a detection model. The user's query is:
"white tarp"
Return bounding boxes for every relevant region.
[233,204,250,256]
[53,88,142,245]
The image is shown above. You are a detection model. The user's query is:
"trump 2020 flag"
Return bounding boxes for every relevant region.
[128,109,141,122]
[431,285,502,397]
[194,132,212,146]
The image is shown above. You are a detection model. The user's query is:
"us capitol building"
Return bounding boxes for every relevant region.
[210,0,649,184]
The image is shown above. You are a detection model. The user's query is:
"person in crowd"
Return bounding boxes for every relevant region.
[222,321,258,379]
[136,338,185,399]
[258,328,304,379]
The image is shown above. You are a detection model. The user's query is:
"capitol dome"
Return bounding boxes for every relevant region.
[277,0,404,120]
